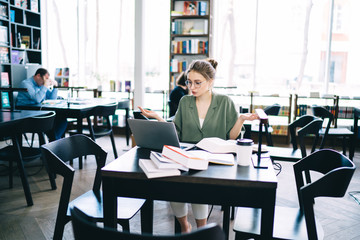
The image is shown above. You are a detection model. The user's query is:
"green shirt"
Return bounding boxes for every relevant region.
[174,92,238,143]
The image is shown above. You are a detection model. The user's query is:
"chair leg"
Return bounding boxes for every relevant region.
[342,136,347,155]
[53,216,71,240]
[174,217,181,234]
[231,206,235,220]
[118,219,130,232]
[9,158,13,188]
[109,131,118,159]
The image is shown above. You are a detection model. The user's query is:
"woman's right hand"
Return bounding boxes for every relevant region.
[138,106,165,122]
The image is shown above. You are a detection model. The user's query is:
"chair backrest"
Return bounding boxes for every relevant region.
[40,134,107,193]
[19,111,56,134]
[264,103,281,116]
[311,105,334,143]
[70,207,225,240]
[289,115,316,150]
[293,149,355,240]
[92,102,118,118]
[297,119,323,157]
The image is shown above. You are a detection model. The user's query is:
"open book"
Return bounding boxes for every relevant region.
[162,145,208,170]
[188,150,235,165]
[196,137,237,154]
[139,159,180,179]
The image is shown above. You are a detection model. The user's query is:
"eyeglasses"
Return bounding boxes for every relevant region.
[185,80,206,88]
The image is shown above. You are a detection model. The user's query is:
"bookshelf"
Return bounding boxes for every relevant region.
[0,0,41,109]
[335,96,360,128]
[294,94,337,124]
[249,93,292,137]
[169,0,211,91]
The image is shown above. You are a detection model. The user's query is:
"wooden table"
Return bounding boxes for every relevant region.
[0,110,52,206]
[16,98,119,135]
[101,147,278,239]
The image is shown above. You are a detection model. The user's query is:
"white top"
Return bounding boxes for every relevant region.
[199,118,205,128]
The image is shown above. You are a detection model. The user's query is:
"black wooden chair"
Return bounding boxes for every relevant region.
[71,207,225,240]
[267,115,323,162]
[233,149,356,240]
[312,105,353,155]
[250,104,281,146]
[85,102,119,158]
[0,111,56,189]
[349,107,360,160]
[40,134,145,240]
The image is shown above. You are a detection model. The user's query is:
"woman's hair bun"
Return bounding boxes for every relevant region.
[206,58,218,70]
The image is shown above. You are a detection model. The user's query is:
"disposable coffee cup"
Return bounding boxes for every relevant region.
[236,138,253,166]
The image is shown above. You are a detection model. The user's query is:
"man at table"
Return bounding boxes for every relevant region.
[16,68,67,140]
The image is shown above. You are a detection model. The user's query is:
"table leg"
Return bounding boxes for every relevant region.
[141,199,153,234]
[77,117,83,169]
[12,135,33,206]
[125,108,130,146]
[222,205,230,240]
[260,192,276,239]
[103,178,117,228]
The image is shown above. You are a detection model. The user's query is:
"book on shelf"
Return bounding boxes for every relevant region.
[125,80,131,92]
[150,151,189,171]
[0,47,9,63]
[139,159,181,179]
[33,37,40,49]
[54,68,70,87]
[183,21,194,34]
[30,0,39,12]
[162,145,208,170]
[21,35,30,48]
[11,50,26,64]
[0,4,7,18]
[1,72,9,87]
[0,26,8,45]
[171,10,183,16]
[188,150,235,165]
[196,137,237,154]
[184,1,198,15]
[198,1,207,16]
[1,92,10,108]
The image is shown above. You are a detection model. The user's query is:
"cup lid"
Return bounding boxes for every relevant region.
[237,138,253,146]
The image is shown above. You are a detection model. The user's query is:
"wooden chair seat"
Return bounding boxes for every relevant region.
[312,105,353,155]
[233,206,324,240]
[319,127,353,136]
[68,191,146,220]
[268,115,323,162]
[266,146,302,162]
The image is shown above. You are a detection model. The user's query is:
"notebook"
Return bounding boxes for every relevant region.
[128,119,194,151]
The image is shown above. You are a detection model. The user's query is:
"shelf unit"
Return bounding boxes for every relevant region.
[169,0,211,91]
[249,93,293,137]
[0,0,41,108]
[334,96,360,128]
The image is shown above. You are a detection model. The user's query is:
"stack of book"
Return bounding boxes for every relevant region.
[139,151,188,179]
[139,142,236,179]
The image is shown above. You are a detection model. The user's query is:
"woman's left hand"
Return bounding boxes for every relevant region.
[239,113,259,121]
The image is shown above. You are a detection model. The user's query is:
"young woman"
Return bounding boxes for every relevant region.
[139,59,258,233]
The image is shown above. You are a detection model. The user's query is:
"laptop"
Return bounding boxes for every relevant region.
[128,118,194,151]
